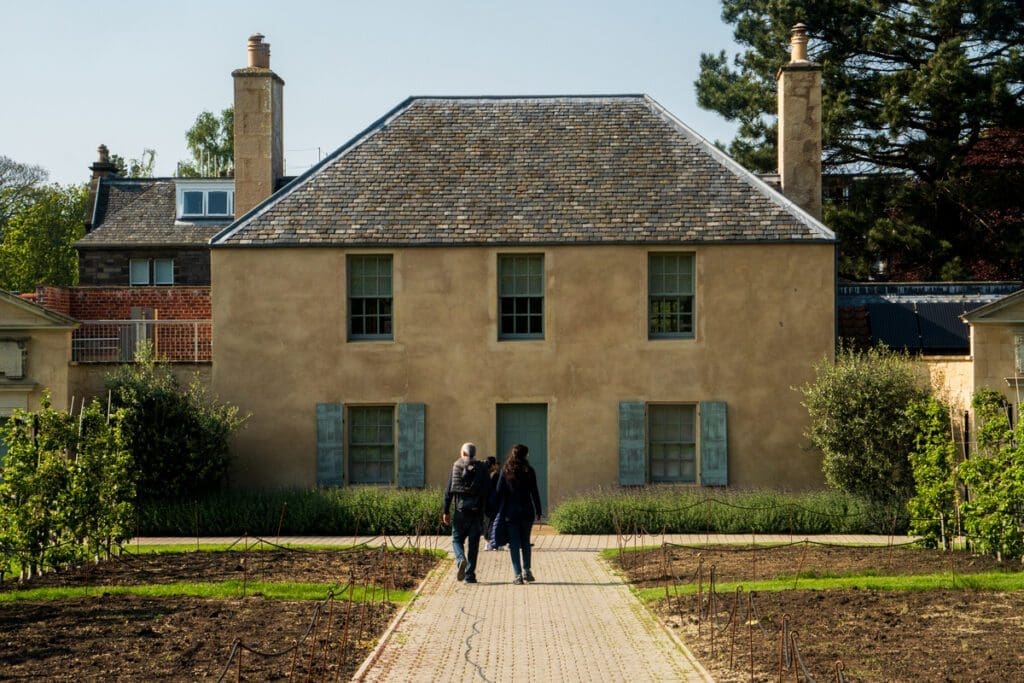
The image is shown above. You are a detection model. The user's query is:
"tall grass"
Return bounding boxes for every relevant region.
[548,487,897,535]
[137,487,444,536]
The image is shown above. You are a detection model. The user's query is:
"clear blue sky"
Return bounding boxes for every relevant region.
[3,1,743,186]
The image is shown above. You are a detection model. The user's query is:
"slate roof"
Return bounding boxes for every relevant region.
[213,95,834,247]
[77,178,229,248]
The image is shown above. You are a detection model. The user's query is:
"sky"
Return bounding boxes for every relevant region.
[3,1,743,186]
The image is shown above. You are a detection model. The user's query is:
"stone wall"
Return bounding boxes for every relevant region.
[78,249,210,286]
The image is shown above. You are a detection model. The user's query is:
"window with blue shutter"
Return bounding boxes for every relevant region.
[699,401,728,486]
[316,403,344,486]
[396,403,425,488]
[618,401,646,486]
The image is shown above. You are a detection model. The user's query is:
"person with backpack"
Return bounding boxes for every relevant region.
[442,442,490,584]
[493,443,542,584]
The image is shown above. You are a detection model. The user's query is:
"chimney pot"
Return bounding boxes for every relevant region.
[789,23,809,63]
[247,32,270,68]
[97,144,110,163]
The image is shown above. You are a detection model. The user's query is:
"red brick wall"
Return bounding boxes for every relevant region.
[67,287,211,320]
[33,286,73,315]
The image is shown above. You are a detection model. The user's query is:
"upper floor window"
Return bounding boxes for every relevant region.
[175,180,234,219]
[499,254,544,340]
[649,253,695,339]
[130,258,174,286]
[348,255,393,340]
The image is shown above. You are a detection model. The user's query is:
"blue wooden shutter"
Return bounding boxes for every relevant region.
[396,402,425,488]
[618,401,646,486]
[316,403,344,486]
[699,401,728,486]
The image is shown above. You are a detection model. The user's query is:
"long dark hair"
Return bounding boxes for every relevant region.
[502,444,530,482]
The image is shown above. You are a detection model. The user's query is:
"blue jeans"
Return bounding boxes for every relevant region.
[451,510,483,578]
[507,518,533,577]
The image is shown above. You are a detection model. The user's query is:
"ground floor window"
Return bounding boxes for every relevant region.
[647,404,697,483]
[348,406,395,484]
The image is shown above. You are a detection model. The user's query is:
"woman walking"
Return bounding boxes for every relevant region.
[494,443,542,584]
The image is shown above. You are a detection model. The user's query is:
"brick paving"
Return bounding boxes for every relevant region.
[134,532,908,681]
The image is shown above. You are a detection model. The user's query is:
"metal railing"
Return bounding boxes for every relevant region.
[72,319,212,363]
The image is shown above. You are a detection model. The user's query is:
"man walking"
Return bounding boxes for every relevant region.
[442,442,489,583]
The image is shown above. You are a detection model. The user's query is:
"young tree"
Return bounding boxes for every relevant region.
[800,344,928,511]
[0,155,48,236]
[697,1,1024,279]
[0,183,88,291]
[178,107,234,177]
[111,149,157,178]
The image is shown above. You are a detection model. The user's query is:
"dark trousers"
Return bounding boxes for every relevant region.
[451,510,483,578]
[507,518,534,577]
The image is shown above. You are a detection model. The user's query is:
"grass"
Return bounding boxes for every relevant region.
[0,580,415,604]
[126,542,446,559]
[631,572,1024,604]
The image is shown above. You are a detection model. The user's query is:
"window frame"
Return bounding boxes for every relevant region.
[498,253,545,341]
[646,403,698,484]
[347,254,394,341]
[648,252,696,340]
[347,405,396,485]
[175,180,235,219]
[128,258,175,286]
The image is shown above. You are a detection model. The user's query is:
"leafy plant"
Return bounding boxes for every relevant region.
[959,389,1024,560]
[905,396,958,548]
[799,343,926,511]
[0,396,134,580]
[106,342,245,503]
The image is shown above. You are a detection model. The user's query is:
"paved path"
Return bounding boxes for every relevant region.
[134,532,908,682]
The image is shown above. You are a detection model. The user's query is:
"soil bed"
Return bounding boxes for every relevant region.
[5,546,433,591]
[1,547,440,681]
[614,543,1024,682]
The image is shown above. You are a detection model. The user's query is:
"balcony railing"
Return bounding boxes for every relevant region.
[72,320,212,363]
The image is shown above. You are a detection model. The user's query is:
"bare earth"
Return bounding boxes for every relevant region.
[613,543,1024,682]
[0,547,439,681]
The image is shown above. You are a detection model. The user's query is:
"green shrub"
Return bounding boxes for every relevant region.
[106,342,245,504]
[799,343,927,510]
[548,487,884,535]
[137,487,445,536]
[959,389,1024,559]
[906,396,957,547]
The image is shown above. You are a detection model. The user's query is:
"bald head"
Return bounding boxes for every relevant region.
[460,442,477,459]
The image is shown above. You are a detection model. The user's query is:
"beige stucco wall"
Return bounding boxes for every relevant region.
[0,301,73,416]
[211,243,835,504]
[970,321,1024,408]
[915,356,974,413]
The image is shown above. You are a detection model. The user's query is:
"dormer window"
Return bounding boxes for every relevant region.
[175,180,234,219]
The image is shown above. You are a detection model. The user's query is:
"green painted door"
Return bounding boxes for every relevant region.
[496,404,548,514]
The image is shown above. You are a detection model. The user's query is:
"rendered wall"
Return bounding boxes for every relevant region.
[971,322,1024,407]
[211,243,835,503]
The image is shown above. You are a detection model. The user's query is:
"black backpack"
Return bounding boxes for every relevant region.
[454,460,487,512]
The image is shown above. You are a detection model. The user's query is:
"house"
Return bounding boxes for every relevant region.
[0,290,78,460]
[962,289,1024,424]
[207,28,836,506]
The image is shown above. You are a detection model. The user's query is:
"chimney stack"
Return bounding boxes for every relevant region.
[233,33,284,217]
[776,23,822,220]
[85,144,118,232]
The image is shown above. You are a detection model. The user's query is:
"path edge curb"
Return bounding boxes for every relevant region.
[350,557,446,681]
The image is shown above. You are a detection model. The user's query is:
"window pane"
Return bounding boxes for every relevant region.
[183,191,203,215]
[349,406,395,484]
[648,405,696,483]
[348,256,394,340]
[207,191,229,215]
[499,255,544,339]
[154,259,174,285]
[649,252,695,337]
[129,259,150,285]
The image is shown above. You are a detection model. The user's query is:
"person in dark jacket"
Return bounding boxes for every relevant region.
[442,442,489,583]
[483,456,500,550]
[493,443,542,584]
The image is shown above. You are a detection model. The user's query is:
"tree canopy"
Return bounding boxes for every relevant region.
[111,149,157,178]
[178,107,233,177]
[697,0,1024,280]
[0,183,87,291]
[0,156,48,237]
